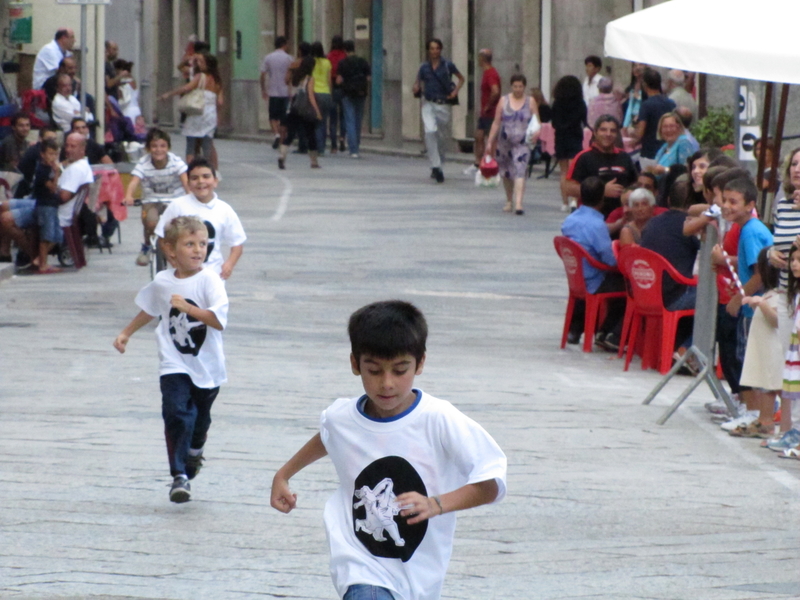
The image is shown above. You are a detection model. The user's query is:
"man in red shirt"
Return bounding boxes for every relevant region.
[466,49,500,175]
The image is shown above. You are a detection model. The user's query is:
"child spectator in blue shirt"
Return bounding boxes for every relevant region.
[33,138,64,274]
[721,177,773,431]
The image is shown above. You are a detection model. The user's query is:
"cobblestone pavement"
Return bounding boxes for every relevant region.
[1,138,799,600]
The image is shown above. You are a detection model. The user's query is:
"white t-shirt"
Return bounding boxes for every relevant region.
[131,152,187,198]
[320,390,507,600]
[57,158,94,226]
[135,267,228,389]
[33,40,71,89]
[582,74,601,107]
[154,193,247,275]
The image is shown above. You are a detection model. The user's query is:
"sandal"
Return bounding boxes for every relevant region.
[778,448,800,460]
[34,266,62,275]
[729,421,773,439]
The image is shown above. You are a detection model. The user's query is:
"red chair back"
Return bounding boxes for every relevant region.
[553,236,616,300]
[618,245,697,315]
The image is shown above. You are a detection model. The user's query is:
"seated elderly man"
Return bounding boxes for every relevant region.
[33,28,74,90]
[561,176,626,350]
[51,74,94,132]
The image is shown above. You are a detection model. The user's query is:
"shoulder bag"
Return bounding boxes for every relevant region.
[289,77,319,122]
[177,74,205,116]
[432,61,459,106]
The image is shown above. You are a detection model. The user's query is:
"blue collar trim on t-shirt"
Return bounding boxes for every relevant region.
[357,389,422,422]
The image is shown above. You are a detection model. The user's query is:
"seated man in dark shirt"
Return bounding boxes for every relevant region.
[16,127,60,198]
[640,175,700,353]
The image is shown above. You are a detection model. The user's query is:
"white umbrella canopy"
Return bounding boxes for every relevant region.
[604,0,800,85]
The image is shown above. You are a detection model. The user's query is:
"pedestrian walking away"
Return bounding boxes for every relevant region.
[336,40,371,158]
[465,49,500,177]
[412,38,465,184]
[485,73,538,215]
[260,36,294,149]
[279,56,323,170]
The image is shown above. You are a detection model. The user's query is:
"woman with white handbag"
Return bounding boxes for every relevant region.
[160,53,223,171]
[485,74,539,215]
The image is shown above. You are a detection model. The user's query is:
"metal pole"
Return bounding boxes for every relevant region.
[80,5,87,117]
[756,82,774,217]
[769,84,790,198]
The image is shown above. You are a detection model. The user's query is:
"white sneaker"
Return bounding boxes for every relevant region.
[560,204,569,212]
[463,164,478,175]
[720,410,759,431]
[568,197,578,212]
[705,394,739,415]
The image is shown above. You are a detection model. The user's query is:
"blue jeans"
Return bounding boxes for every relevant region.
[314,92,333,153]
[330,87,346,145]
[160,374,219,477]
[343,585,395,600]
[342,95,366,154]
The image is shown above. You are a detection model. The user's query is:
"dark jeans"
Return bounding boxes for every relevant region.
[314,92,333,153]
[160,373,219,477]
[342,95,366,154]
[286,114,318,152]
[329,87,346,146]
[569,272,626,337]
[717,303,742,394]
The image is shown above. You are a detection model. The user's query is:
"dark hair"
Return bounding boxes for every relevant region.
[687,148,722,173]
[712,167,750,191]
[187,157,216,178]
[311,41,325,58]
[70,117,87,130]
[783,147,800,197]
[510,74,527,87]
[10,112,30,126]
[275,36,287,49]
[668,175,693,210]
[39,126,59,139]
[291,55,316,87]
[593,114,620,132]
[708,154,739,169]
[193,41,211,54]
[40,138,59,154]
[145,127,171,150]
[330,35,344,51]
[343,39,355,53]
[427,38,443,52]
[702,165,729,191]
[755,247,779,292]
[584,55,602,68]
[580,176,605,208]
[788,246,800,311]
[638,171,657,187]
[553,75,583,104]
[297,41,311,58]
[113,59,133,72]
[642,68,662,93]
[199,53,221,84]
[724,177,758,205]
[55,29,70,42]
[348,300,427,364]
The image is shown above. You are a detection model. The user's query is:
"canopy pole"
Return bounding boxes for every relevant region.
[756,82,773,218]
[767,84,790,212]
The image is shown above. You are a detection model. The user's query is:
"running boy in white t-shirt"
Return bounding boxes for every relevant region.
[271,300,507,600]
[114,216,229,503]
[154,158,246,280]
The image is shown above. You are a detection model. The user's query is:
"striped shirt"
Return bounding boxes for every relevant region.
[772,195,798,290]
[131,152,188,199]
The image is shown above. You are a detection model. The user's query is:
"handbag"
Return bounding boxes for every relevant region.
[177,74,205,116]
[289,77,318,122]
[526,110,542,146]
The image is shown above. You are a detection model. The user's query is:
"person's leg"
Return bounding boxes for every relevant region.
[202,137,217,171]
[513,177,526,213]
[279,115,299,168]
[737,315,756,412]
[342,96,357,154]
[717,304,742,396]
[435,104,450,168]
[160,373,197,478]
[755,389,777,428]
[1,200,36,259]
[314,93,332,155]
[185,136,196,165]
[36,207,61,273]
[501,177,513,211]
[353,96,366,152]
[186,383,219,479]
[474,127,486,167]
[305,119,320,168]
[330,88,342,152]
[342,585,396,600]
[559,158,571,209]
[421,100,441,170]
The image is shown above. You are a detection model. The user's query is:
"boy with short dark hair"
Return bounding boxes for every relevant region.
[114,215,229,503]
[271,300,507,600]
[33,138,63,274]
[719,177,773,432]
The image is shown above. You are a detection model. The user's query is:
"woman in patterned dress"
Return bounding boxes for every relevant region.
[485,74,538,215]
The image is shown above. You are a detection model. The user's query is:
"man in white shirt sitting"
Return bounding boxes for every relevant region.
[33,28,75,90]
[58,132,96,229]
[51,74,94,132]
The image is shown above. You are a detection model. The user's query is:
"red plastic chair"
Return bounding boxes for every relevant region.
[616,242,638,361]
[618,245,697,374]
[553,236,626,353]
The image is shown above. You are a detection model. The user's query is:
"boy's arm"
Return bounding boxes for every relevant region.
[220,244,243,281]
[170,295,224,331]
[113,310,155,353]
[396,478,499,526]
[123,174,141,205]
[271,432,328,513]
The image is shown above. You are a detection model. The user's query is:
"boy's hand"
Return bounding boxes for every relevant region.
[741,295,761,308]
[170,295,191,313]
[710,244,726,267]
[395,491,441,525]
[113,334,130,354]
[270,476,297,513]
[726,294,742,317]
[220,261,234,280]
